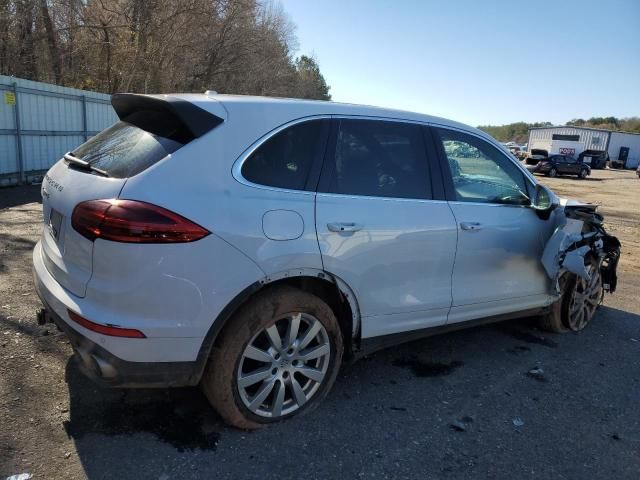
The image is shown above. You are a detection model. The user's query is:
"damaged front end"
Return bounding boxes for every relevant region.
[542,200,621,296]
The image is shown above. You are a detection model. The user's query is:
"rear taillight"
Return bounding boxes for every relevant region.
[71,199,210,243]
[67,309,146,338]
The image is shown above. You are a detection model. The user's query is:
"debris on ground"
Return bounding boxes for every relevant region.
[527,366,547,382]
[5,474,33,480]
[449,420,467,432]
[512,417,525,427]
[389,406,407,411]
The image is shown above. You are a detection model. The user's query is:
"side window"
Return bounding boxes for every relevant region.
[241,120,325,190]
[327,119,431,199]
[436,128,530,205]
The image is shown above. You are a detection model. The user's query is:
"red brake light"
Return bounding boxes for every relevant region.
[72,199,210,243]
[67,309,146,338]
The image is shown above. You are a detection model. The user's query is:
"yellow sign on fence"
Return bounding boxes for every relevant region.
[4,91,16,105]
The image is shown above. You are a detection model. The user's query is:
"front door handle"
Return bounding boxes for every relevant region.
[460,222,482,231]
[327,222,363,233]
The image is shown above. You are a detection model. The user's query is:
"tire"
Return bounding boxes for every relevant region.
[579,169,588,179]
[539,273,570,333]
[539,258,602,333]
[548,167,557,178]
[201,285,344,429]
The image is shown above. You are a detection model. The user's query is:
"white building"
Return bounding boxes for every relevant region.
[528,126,640,169]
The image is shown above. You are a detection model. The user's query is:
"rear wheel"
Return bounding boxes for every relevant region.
[579,168,588,179]
[201,286,343,429]
[548,167,558,177]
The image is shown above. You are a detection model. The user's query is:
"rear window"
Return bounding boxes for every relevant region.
[70,121,183,179]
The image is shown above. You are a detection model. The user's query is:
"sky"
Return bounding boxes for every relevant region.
[280,0,640,127]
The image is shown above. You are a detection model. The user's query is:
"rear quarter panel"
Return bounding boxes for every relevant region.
[84,233,264,342]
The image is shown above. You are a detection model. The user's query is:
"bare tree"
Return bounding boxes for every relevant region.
[0,0,332,100]
[38,0,62,82]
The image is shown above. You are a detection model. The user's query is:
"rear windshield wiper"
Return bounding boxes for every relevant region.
[64,152,110,177]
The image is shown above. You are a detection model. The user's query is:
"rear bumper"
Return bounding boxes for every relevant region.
[32,241,201,387]
[38,304,199,387]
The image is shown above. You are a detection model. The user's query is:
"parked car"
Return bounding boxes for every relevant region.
[525,148,548,165]
[578,149,609,169]
[32,94,620,429]
[532,154,591,179]
[507,146,524,160]
[637,164,640,178]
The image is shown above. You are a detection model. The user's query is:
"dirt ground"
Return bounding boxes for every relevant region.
[0,168,638,479]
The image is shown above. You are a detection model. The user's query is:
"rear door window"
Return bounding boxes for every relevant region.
[71,121,182,179]
[324,119,432,199]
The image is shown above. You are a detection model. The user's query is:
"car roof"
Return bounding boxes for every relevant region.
[160,93,490,141]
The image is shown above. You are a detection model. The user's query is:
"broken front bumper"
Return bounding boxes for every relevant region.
[542,200,621,294]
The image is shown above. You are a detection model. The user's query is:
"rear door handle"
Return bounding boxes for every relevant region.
[460,222,482,231]
[327,222,363,233]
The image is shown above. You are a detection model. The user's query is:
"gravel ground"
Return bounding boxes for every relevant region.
[1,169,639,480]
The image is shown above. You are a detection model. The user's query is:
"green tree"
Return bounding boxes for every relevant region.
[478,121,552,143]
[294,55,331,100]
[479,117,640,143]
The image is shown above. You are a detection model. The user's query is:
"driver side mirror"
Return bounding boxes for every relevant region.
[531,184,558,212]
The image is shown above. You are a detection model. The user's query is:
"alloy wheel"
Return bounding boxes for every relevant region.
[236,313,331,418]
[549,167,557,177]
[566,264,602,331]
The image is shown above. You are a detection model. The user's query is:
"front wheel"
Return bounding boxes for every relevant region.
[548,167,558,177]
[539,258,602,333]
[201,286,343,429]
[579,169,588,179]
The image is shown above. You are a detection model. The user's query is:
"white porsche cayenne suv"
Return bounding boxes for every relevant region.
[33,93,620,428]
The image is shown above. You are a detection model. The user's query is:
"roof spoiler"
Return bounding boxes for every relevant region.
[111,93,223,143]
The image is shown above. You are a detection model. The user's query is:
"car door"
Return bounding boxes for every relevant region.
[553,156,564,173]
[315,118,458,339]
[565,156,580,174]
[557,156,571,174]
[432,126,556,324]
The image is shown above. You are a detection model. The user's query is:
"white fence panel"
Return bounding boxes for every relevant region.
[0,75,117,184]
[0,136,18,174]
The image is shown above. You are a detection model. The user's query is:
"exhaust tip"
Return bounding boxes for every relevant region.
[92,355,118,379]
